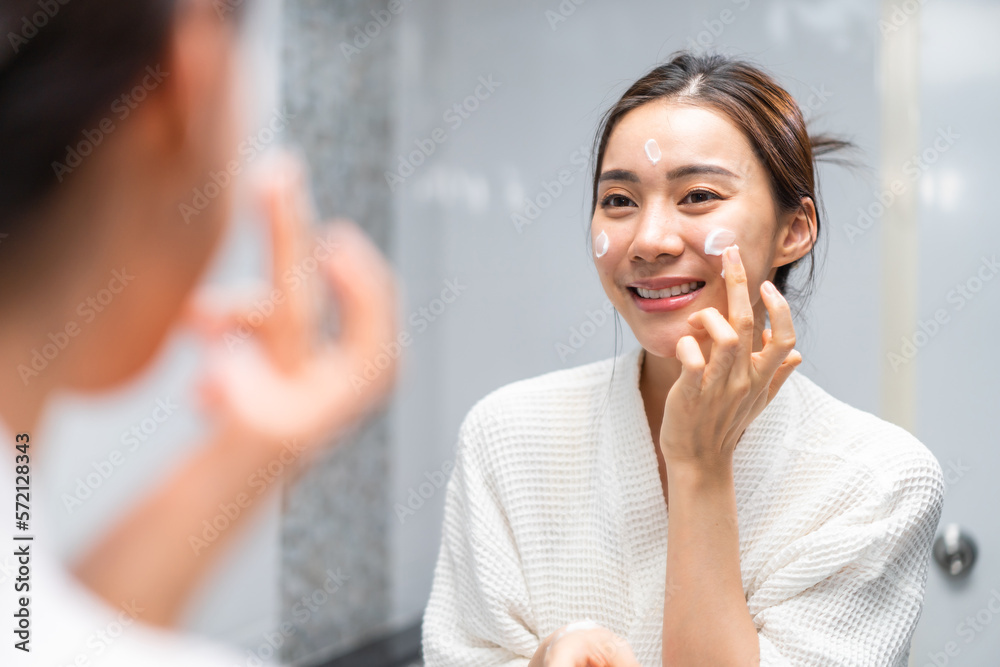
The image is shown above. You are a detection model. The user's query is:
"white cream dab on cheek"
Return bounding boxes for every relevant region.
[704,227,736,255]
[595,229,610,258]
[704,227,737,277]
[644,138,661,165]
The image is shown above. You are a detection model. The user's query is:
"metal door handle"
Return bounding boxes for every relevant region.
[933,523,977,577]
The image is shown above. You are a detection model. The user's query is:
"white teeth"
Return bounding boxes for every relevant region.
[635,281,703,299]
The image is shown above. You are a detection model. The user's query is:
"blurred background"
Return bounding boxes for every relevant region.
[28,0,999,665]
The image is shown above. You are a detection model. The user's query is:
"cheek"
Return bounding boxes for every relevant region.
[698,223,771,284]
[741,248,772,294]
[591,226,624,300]
[593,228,610,259]
[591,224,633,265]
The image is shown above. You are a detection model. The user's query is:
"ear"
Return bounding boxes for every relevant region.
[133,1,238,163]
[772,196,817,269]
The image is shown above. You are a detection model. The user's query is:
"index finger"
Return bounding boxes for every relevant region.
[257,151,319,373]
[722,244,754,376]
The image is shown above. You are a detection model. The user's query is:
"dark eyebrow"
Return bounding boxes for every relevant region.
[597,164,740,185]
[597,169,640,184]
[665,164,740,180]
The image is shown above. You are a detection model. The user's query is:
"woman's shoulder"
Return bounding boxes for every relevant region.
[780,370,945,498]
[461,352,627,428]
[453,350,640,473]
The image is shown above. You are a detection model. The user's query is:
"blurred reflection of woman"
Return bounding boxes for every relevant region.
[423,52,945,667]
[0,0,398,663]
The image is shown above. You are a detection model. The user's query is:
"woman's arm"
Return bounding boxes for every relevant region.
[661,461,758,666]
[659,245,800,666]
[73,422,299,625]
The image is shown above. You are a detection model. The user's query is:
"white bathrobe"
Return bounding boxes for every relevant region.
[423,345,944,666]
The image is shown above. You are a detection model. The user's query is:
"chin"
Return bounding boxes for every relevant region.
[70,321,176,392]
[633,328,686,360]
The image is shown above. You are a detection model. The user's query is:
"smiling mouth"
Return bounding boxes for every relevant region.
[628,281,706,299]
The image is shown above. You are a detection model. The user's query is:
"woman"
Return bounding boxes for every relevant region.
[1,0,397,663]
[423,53,945,666]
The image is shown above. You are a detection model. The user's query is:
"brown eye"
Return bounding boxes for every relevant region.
[682,190,720,205]
[601,194,636,208]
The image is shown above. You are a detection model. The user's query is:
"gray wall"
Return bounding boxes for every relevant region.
[279,1,395,663]
[910,0,1000,663]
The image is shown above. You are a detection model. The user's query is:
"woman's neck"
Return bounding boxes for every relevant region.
[639,349,683,447]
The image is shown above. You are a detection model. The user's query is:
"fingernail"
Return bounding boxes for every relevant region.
[725,244,740,263]
[762,280,777,296]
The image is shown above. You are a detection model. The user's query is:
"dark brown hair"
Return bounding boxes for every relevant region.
[590,51,853,304]
[0,0,248,226]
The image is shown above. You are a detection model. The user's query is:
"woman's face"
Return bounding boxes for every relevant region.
[591,100,801,359]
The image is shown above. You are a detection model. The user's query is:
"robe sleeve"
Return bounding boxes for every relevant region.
[422,404,539,667]
[748,445,944,666]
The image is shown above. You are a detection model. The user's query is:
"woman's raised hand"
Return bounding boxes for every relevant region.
[184,151,399,457]
[529,622,641,667]
[659,244,802,472]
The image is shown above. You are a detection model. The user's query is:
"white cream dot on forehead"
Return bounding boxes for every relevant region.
[595,229,609,258]
[704,227,736,255]
[644,138,661,165]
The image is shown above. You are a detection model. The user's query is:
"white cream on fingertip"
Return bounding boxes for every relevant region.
[644,138,661,165]
[720,244,739,277]
[552,619,601,646]
[705,228,738,277]
[595,229,610,258]
[563,620,600,633]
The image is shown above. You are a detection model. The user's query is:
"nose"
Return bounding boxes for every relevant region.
[627,201,685,263]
